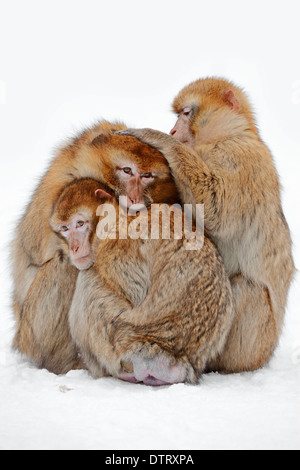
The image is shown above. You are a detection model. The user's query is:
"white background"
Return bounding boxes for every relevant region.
[0,0,299,450]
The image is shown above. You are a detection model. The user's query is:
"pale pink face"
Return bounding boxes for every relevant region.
[116,163,155,209]
[58,212,94,270]
[170,107,195,146]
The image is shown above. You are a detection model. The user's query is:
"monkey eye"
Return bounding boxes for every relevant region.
[141,172,153,178]
[76,220,85,227]
[122,167,132,175]
[61,225,69,232]
[182,107,192,117]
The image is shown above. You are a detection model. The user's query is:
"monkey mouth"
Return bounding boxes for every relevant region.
[118,196,147,212]
[73,256,94,270]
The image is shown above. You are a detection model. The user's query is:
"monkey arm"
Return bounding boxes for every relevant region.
[95,238,151,307]
[117,128,269,239]
[116,128,193,166]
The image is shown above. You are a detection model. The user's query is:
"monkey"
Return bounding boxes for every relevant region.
[117,77,295,373]
[50,173,234,385]
[11,121,181,372]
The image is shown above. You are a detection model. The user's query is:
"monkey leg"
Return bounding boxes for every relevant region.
[207,274,280,373]
[70,273,202,385]
[15,252,83,374]
[115,286,234,386]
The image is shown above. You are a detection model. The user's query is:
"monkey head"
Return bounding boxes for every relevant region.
[50,178,113,270]
[170,77,257,145]
[90,133,180,209]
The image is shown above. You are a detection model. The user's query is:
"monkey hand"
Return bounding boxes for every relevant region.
[115,128,198,168]
[115,128,180,158]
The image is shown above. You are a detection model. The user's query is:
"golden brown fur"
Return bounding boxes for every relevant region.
[119,77,295,372]
[14,251,83,373]
[52,178,234,384]
[11,121,125,369]
[11,122,179,373]
[12,121,126,321]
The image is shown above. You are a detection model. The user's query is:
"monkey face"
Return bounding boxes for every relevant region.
[170,107,196,147]
[58,212,95,270]
[91,133,180,208]
[114,162,156,209]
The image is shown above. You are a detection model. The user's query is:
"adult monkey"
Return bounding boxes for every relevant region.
[118,77,295,373]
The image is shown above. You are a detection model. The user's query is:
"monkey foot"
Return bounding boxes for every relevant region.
[118,372,140,384]
[119,355,187,386]
[119,371,168,386]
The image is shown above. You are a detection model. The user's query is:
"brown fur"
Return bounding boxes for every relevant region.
[120,77,295,372]
[14,250,84,373]
[11,122,179,372]
[53,178,234,384]
[12,121,126,319]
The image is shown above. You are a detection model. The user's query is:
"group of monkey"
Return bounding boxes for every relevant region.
[11,77,295,386]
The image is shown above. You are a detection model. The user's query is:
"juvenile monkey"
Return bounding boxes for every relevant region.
[51,175,234,385]
[119,77,295,372]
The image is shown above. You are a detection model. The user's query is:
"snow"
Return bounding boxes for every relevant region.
[0,0,299,451]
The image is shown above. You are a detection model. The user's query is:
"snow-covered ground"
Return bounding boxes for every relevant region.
[0,0,299,451]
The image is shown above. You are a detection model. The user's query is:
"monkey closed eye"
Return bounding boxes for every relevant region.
[182,107,193,117]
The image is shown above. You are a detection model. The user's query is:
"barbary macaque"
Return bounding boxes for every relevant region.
[51,176,234,385]
[11,122,179,372]
[118,77,295,372]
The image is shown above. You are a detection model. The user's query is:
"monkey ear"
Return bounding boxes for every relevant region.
[95,188,113,201]
[223,90,240,111]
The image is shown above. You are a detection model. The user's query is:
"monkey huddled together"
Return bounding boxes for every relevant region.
[11,78,295,385]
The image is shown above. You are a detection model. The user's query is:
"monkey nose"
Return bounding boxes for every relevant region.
[130,197,138,204]
[170,127,176,136]
[129,194,142,205]
[71,244,79,255]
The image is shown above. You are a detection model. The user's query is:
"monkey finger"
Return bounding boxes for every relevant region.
[113,128,149,137]
[115,128,164,139]
[114,128,179,156]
